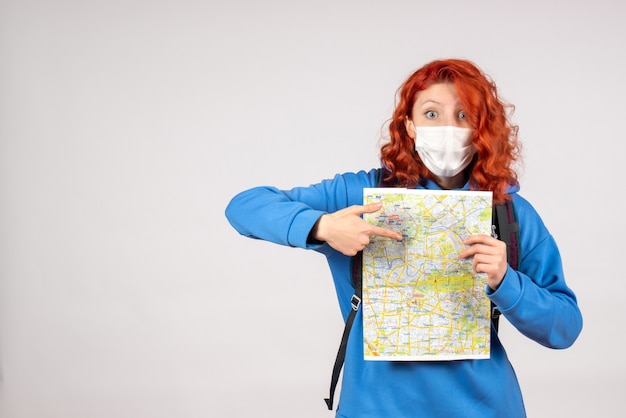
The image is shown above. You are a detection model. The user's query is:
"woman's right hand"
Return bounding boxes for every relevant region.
[311,202,402,256]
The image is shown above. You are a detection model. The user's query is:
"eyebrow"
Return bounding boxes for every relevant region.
[422,99,461,106]
[417,99,462,108]
[419,99,442,106]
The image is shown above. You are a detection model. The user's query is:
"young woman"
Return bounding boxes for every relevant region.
[225,58,582,418]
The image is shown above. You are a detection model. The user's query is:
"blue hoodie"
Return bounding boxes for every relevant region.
[225,168,582,418]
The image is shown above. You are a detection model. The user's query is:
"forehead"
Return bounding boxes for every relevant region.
[414,82,460,106]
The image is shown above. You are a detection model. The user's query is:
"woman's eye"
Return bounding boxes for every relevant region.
[425,110,437,119]
[458,111,466,120]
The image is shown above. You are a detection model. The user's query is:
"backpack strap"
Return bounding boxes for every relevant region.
[378,167,398,188]
[325,170,392,410]
[324,252,363,410]
[491,200,520,331]
[494,200,520,270]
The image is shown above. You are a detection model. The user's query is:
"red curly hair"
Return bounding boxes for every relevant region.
[380,59,520,203]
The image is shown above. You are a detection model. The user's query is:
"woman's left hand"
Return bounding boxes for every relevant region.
[458,234,508,291]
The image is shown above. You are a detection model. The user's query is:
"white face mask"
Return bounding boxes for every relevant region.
[413,126,475,178]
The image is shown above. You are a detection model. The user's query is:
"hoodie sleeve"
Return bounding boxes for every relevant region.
[224,169,377,249]
[487,194,583,349]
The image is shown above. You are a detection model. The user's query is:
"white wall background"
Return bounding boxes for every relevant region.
[0,0,624,417]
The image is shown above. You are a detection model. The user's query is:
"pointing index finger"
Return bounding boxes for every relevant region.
[370,225,403,241]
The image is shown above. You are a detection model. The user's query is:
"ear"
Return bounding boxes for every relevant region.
[405,118,416,139]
